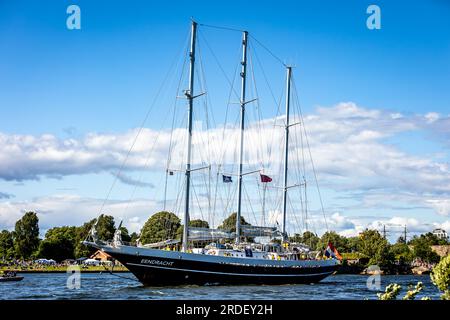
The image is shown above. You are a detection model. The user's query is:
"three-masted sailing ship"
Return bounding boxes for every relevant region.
[84,20,340,286]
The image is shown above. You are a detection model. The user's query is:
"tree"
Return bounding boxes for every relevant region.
[317,231,349,252]
[410,236,440,264]
[0,230,14,259]
[95,214,116,241]
[74,214,116,258]
[359,229,394,268]
[347,236,362,253]
[218,213,253,242]
[431,255,450,300]
[13,211,40,259]
[189,219,210,229]
[74,219,96,258]
[140,211,181,244]
[390,242,413,264]
[289,231,319,249]
[38,226,77,262]
[119,226,131,242]
[218,213,250,233]
[130,232,139,243]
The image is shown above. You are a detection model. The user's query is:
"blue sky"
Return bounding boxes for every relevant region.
[0,0,449,241]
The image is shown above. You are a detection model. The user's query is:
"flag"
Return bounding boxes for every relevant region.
[222,175,232,183]
[324,242,342,260]
[260,174,272,183]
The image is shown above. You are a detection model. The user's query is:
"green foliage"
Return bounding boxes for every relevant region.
[217,213,250,233]
[95,214,116,241]
[0,230,15,259]
[218,213,254,242]
[403,282,424,300]
[140,211,181,244]
[410,236,440,264]
[73,215,116,258]
[377,283,402,300]
[359,229,394,268]
[377,282,428,300]
[129,232,139,243]
[38,226,77,262]
[409,232,448,246]
[119,226,131,242]
[289,231,320,250]
[390,242,414,264]
[346,236,362,253]
[13,211,40,259]
[189,219,210,229]
[431,255,450,300]
[317,231,348,252]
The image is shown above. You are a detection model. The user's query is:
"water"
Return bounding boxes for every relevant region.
[0,273,442,300]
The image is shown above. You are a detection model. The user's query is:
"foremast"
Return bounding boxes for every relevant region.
[182,20,198,252]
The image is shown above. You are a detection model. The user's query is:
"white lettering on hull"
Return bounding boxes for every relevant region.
[140,259,174,267]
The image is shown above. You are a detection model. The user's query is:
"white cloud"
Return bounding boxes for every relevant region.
[0,194,159,235]
[426,199,450,216]
[1,102,450,227]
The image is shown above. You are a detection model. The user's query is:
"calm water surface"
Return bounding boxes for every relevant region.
[0,273,442,300]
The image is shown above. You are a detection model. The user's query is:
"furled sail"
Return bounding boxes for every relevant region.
[241,225,280,237]
[188,227,235,240]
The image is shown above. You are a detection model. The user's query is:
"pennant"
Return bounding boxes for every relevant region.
[260,174,272,183]
[222,175,232,183]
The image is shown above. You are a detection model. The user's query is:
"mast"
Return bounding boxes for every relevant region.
[235,31,248,244]
[182,20,197,252]
[281,66,292,242]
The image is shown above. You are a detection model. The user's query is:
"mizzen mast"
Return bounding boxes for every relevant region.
[281,66,292,241]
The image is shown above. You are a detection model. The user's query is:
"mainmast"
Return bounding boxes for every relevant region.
[235,31,248,244]
[281,66,292,241]
[182,20,198,252]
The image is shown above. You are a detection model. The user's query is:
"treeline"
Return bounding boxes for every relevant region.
[1,210,448,269]
[289,229,448,269]
[0,212,138,262]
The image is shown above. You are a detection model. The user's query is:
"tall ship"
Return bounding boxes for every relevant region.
[84,20,340,286]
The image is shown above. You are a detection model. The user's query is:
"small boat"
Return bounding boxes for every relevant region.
[0,271,24,282]
[0,276,24,282]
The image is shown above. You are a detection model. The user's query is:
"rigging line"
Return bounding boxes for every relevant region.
[287,194,301,237]
[121,106,172,219]
[247,45,265,170]
[97,28,190,219]
[198,30,241,100]
[292,76,328,232]
[251,44,284,169]
[198,22,244,33]
[164,40,189,210]
[242,182,258,227]
[249,34,287,68]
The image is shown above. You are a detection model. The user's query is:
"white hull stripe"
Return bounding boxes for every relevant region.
[127,263,334,277]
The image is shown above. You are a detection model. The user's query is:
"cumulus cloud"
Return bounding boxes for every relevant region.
[1,102,450,225]
[0,194,159,234]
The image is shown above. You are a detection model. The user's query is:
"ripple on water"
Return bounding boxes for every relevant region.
[0,273,443,300]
